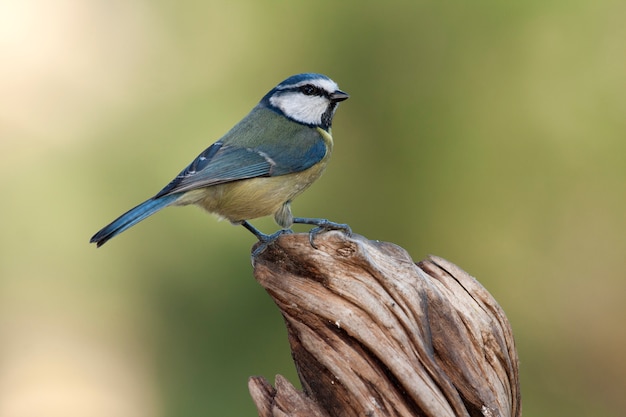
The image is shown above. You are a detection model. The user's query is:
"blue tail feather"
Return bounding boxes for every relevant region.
[90,194,180,247]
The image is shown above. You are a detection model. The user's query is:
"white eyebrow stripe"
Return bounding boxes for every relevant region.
[278,78,339,93]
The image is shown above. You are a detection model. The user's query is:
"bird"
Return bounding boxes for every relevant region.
[90,73,350,251]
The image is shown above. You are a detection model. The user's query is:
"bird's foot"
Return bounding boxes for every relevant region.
[241,221,293,257]
[292,217,352,249]
[252,229,293,257]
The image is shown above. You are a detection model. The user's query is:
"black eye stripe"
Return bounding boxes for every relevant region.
[298,84,327,97]
[275,84,331,99]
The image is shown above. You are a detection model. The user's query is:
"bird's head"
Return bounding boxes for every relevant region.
[261,73,349,131]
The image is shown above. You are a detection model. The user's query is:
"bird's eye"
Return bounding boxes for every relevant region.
[300,85,317,96]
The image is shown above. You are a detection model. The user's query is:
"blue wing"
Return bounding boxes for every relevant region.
[155,141,272,197]
[155,130,327,198]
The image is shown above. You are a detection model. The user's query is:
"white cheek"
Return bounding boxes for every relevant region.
[270,93,328,125]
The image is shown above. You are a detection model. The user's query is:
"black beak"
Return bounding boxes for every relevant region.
[330,89,349,103]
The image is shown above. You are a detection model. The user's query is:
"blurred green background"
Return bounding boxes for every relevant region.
[1,0,625,416]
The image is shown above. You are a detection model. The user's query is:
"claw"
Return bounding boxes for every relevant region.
[241,221,293,257]
[292,217,352,249]
[251,229,292,257]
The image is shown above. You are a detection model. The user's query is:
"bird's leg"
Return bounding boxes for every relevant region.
[292,217,352,249]
[240,221,292,257]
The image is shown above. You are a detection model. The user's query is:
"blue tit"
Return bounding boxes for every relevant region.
[90,73,350,249]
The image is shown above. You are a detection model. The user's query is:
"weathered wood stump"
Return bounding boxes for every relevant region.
[248,231,521,417]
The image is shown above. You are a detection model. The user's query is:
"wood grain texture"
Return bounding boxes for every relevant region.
[249,231,521,417]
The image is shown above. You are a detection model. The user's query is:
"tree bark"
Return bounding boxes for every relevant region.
[248,231,521,417]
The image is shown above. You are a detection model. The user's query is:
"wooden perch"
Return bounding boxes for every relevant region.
[249,231,521,417]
